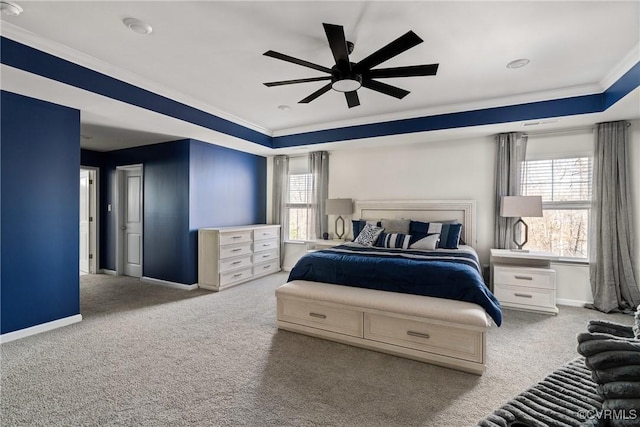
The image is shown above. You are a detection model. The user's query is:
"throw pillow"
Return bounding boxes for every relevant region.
[380,219,410,234]
[376,232,411,249]
[438,223,463,249]
[353,223,384,246]
[409,233,440,250]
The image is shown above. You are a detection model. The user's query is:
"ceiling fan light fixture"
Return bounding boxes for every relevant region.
[331,74,362,92]
[0,1,23,16]
[123,17,153,35]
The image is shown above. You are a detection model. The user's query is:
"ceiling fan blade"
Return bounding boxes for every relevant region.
[345,91,360,108]
[264,50,333,74]
[362,79,410,99]
[356,31,423,70]
[323,23,351,70]
[264,76,331,87]
[368,64,439,79]
[299,83,333,104]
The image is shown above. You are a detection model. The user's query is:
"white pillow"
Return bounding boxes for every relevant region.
[410,233,440,250]
[353,223,384,246]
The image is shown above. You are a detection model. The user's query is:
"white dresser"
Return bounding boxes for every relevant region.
[490,249,559,315]
[198,224,281,291]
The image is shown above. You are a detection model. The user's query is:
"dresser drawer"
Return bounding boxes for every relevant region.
[219,255,252,272]
[219,243,252,259]
[253,260,279,276]
[253,249,278,264]
[219,231,252,245]
[254,238,278,253]
[494,266,555,289]
[364,313,483,363]
[494,283,556,309]
[220,267,253,287]
[278,298,363,338]
[254,227,280,241]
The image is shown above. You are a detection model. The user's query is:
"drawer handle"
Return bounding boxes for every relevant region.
[514,275,533,280]
[231,261,242,265]
[262,243,271,247]
[514,293,533,298]
[262,254,270,258]
[263,264,271,269]
[262,233,270,236]
[233,273,243,278]
[232,236,242,239]
[407,331,430,339]
[309,312,326,319]
[232,248,242,252]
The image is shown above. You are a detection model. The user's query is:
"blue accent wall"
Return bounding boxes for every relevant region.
[1,91,80,334]
[188,140,266,284]
[101,141,191,284]
[98,139,266,285]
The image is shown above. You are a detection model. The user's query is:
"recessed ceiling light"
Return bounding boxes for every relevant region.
[123,17,153,35]
[277,105,291,111]
[0,1,23,16]
[507,58,530,69]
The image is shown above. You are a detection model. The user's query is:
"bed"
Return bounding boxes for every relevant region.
[275,200,500,375]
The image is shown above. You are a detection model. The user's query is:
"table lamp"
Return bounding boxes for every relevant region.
[325,198,352,240]
[500,196,543,251]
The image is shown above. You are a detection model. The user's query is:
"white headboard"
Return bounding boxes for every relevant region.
[353,200,477,246]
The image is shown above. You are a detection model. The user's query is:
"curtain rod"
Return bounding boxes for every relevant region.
[527,121,631,138]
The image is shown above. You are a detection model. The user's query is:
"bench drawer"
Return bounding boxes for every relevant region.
[364,313,484,363]
[278,298,363,338]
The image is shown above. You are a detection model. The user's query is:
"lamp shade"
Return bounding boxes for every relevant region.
[500,196,543,218]
[325,198,352,215]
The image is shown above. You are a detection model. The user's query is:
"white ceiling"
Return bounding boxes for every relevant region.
[1,1,639,155]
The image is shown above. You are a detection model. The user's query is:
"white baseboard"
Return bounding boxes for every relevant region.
[557,298,592,308]
[1,314,83,344]
[142,276,198,290]
[100,269,117,276]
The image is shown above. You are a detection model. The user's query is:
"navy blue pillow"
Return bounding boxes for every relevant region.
[409,220,430,245]
[352,220,365,239]
[438,223,462,249]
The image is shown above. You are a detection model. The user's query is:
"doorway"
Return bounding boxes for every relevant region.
[116,164,143,278]
[80,167,98,275]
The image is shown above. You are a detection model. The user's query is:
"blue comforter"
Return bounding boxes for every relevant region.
[288,244,502,326]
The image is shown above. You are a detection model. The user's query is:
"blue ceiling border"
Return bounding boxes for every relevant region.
[1,36,638,151]
[0,37,272,148]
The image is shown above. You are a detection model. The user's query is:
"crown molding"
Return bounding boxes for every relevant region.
[0,22,271,137]
[600,42,640,91]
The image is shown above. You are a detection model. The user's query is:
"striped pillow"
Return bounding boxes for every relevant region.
[377,232,411,250]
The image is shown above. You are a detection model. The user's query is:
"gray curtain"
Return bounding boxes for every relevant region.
[272,155,289,266]
[308,151,329,240]
[589,121,640,312]
[494,132,528,249]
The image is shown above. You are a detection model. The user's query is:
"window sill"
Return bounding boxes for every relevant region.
[552,257,589,266]
[284,240,308,245]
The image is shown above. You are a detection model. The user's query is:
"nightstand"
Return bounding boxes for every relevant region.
[490,249,559,315]
[306,239,345,251]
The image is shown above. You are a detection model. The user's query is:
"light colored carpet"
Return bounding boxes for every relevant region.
[1,272,633,427]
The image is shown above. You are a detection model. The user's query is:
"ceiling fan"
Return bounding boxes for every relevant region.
[263,23,439,108]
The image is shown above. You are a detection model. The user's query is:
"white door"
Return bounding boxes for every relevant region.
[123,167,143,278]
[79,169,90,274]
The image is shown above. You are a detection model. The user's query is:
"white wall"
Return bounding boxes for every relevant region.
[273,119,640,304]
[328,136,496,263]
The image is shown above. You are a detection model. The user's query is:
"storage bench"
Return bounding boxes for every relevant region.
[276,280,492,375]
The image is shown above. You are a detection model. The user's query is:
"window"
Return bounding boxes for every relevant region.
[520,157,592,258]
[286,172,311,241]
